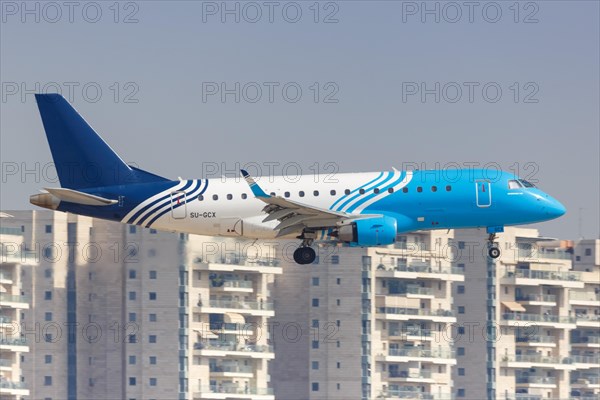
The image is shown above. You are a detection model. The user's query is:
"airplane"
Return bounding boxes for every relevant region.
[29,94,566,264]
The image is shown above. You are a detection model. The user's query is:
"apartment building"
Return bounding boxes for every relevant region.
[0,211,279,400]
[272,230,462,400]
[569,239,600,400]
[0,223,33,399]
[452,228,600,400]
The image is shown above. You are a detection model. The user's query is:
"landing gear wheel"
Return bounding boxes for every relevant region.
[488,247,501,259]
[293,247,316,265]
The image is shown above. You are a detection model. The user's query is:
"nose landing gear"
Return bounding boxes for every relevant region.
[487,233,501,259]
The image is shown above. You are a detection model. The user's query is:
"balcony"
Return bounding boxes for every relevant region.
[388,328,433,341]
[516,335,557,347]
[210,279,254,293]
[515,375,557,387]
[0,272,13,283]
[0,293,29,309]
[378,287,434,299]
[502,313,576,328]
[193,256,282,275]
[0,359,12,371]
[516,294,557,306]
[502,270,583,288]
[571,336,600,348]
[0,381,29,396]
[571,375,600,389]
[375,263,464,282]
[574,313,600,327]
[382,386,453,399]
[193,341,274,359]
[571,355,600,367]
[378,348,456,365]
[209,363,254,377]
[500,354,575,370]
[194,385,274,400]
[195,299,274,317]
[386,370,435,383]
[570,291,600,306]
[377,307,455,323]
[0,338,28,351]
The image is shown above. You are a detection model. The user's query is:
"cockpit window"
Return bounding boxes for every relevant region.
[508,180,522,189]
[519,179,536,188]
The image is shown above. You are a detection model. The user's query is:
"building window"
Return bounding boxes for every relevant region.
[457,347,465,356]
[44,376,52,386]
[458,368,465,376]
[331,255,339,264]
[458,326,465,334]
[312,340,319,349]
[458,306,465,314]
[45,355,52,364]
[312,382,319,391]
[129,270,136,279]
[312,298,319,307]
[150,229,157,234]
[312,319,319,328]
[336,299,341,306]
[312,361,319,370]
[149,335,157,343]
[337,383,341,390]
[457,388,465,397]
[149,270,157,279]
[337,362,340,368]
[457,285,465,294]
[129,225,136,234]
[458,241,465,249]
[45,312,52,321]
[312,277,319,286]
[128,334,137,343]
[149,356,157,364]
[149,292,157,300]
[149,378,157,386]
[129,291,136,300]
[45,225,52,233]
[149,313,157,322]
[585,248,592,256]
[336,278,341,284]
[129,313,136,322]
[129,377,136,386]
[129,355,136,365]
[44,291,52,300]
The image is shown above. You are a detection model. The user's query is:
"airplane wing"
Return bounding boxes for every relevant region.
[241,170,381,238]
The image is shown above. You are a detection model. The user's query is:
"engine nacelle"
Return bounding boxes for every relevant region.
[337,216,397,246]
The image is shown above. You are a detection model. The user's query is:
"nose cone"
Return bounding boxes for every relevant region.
[546,198,566,218]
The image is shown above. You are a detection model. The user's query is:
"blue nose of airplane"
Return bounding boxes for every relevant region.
[546,198,566,218]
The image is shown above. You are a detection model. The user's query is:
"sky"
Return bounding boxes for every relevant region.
[1,0,599,240]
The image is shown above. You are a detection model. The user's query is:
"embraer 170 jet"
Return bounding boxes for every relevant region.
[30,94,566,264]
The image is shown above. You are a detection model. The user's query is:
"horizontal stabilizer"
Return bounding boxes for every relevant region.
[44,188,118,206]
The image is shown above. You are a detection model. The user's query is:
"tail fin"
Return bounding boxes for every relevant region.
[35,94,168,189]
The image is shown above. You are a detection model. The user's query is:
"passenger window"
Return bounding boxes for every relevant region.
[374,188,380,194]
[344,189,350,195]
[284,192,290,198]
[299,191,305,197]
[227,194,233,200]
[508,180,522,189]
[212,194,218,201]
[388,188,394,193]
[198,195,204,201]
[417,187,423,193]
[431,186,437,192]
[446,185,451,192]
[402,187,408,193]
[330,190,336,196]
[359,189,365,194]
[270,192,276,196]
[313,190,319,196]
[241,193,247,199]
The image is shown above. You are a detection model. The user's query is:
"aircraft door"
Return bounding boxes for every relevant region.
[475,180,491,207]
[219,218,243,236]
[171,191,187,219]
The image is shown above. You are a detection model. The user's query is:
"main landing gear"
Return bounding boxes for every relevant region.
[487,233,501,259]
[293,238,316,265]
